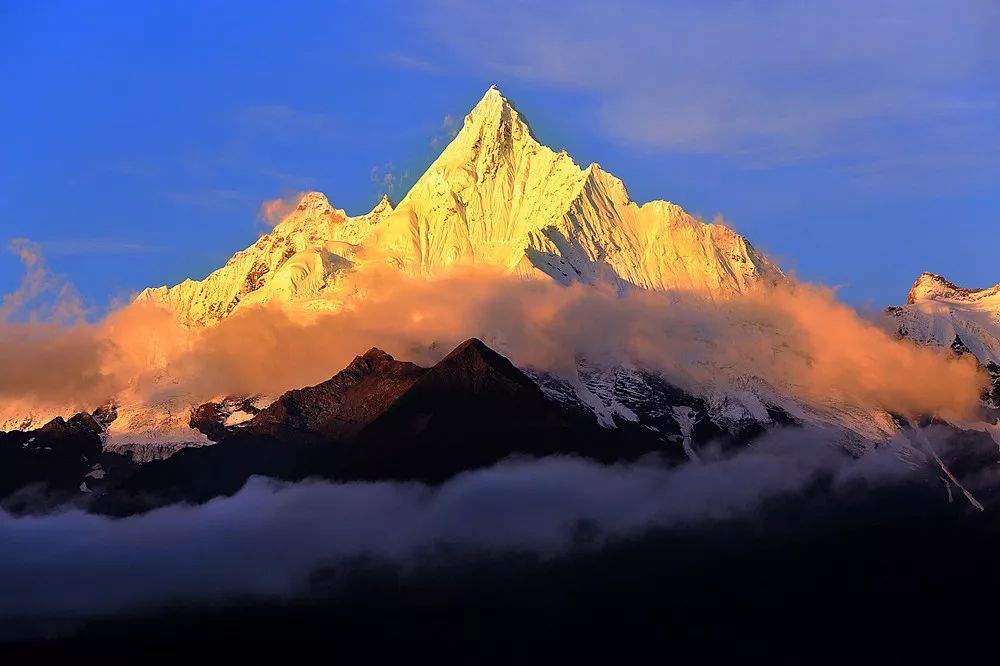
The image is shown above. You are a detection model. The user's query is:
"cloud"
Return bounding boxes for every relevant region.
[257,192,307,228]
[143,266,981,424]
[0,431,915,619]
[0,241,105,416]
[383,52,439,74]
[431,113,460,149]
[1,239,51,320]
[416,0,1000,173]
[40,239,160,256]
[1,239,84,324]
[0,249,986,428]
[237,105,336,139]
[369,163,409,195]
[164,188,247,209]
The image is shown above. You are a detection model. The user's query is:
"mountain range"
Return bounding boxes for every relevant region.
[1,86,998,512]
[136,86,782,328]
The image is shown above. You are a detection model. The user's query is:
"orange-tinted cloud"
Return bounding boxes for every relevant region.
[0,253,987,426]
[257,193,306,228]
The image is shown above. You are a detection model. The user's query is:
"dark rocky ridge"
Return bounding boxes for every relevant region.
[0,413,134,512]
[241,347,427,441]
[3,339,998,518]
[93,339,674,515]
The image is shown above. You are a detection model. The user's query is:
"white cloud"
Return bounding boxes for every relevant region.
[0,431,912,619]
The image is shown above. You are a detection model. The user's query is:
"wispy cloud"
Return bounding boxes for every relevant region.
[256,193,306,228]
[0,439,913,619]
[383,52,439,74]
[416,0,1000,177]
[431,113,460,149]
[237,105,336,139]
[40,239,161,256]
[1,239,85,323]
[163,188,247,209]
[370,162,410,195]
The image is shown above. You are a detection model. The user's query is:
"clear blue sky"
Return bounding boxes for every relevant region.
[1,0,997,311]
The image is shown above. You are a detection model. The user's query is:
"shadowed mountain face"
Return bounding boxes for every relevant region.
[0,413,134,511]
[236,348,427,441]
[338,338,627,482]
[93,339,671,515]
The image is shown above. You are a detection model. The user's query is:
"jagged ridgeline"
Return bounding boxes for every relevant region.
[887,272,1000,408]
[136,86,782,327]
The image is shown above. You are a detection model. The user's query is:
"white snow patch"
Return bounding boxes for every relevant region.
[224,410,255,427]
[670,406,702,463]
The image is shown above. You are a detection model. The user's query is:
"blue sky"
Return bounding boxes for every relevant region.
[1,0,997,311]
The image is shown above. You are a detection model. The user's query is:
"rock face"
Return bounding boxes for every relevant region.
[0,412,134,510]
[339,338,615,482]
[369,87,782,294]
[237,348,427,441]
[138,87,782,328]
[136,193,395,326]
[95,340,671,514]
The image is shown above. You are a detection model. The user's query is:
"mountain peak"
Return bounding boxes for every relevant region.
[459,84,533,142]
[367,194,394,217]
[360,346,394,361]
[442,337,494,362]
[433,337,541,394]
[344,347,399,376]
[297,191,333,210]
[472,84,506,109]
[907,272,984,304]
[271,191,337,232]
[139,88,783,327]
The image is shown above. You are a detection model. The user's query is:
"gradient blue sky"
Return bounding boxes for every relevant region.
[1,0,997,311]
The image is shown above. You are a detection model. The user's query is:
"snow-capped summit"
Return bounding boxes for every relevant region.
[135,190,392,325]
[907,272,1000,306]
[888,272,1000,368]
[368,193,394,217]
[371,86,782,291]
[139,86,782,327]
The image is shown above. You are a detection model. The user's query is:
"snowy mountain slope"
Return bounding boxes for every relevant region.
[140,87,782,328]
[887,273,1000,365]
[528,361,901,460]
[136,194,394,326]
[886,272,1000,409]
[370,86,783,294]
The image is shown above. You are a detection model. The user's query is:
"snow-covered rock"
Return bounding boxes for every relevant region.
[888,272,1000,366]
[141,86,782,328]
[135,193,395,326]
[886,272,1000,411]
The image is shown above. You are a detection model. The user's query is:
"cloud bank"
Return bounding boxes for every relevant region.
[0,431,914,619]
[0,241,986,425]
[257,193,306,228]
